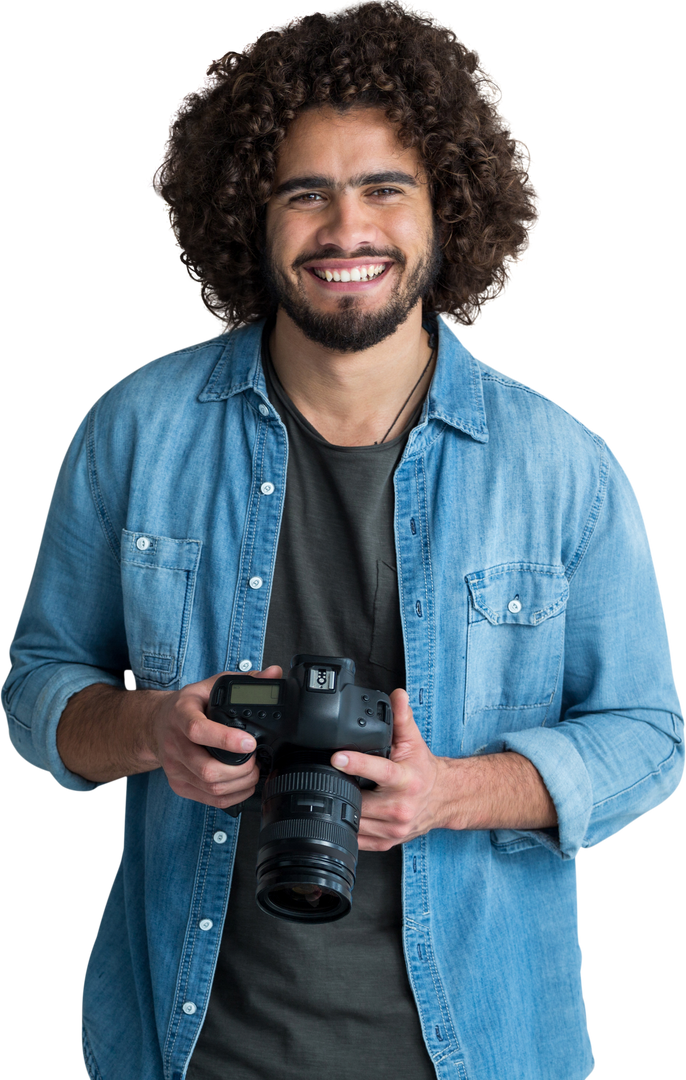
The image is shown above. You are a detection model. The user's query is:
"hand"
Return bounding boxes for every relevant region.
[151,665,283,809]
[331,688,449,851]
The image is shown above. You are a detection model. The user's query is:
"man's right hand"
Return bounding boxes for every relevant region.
[149,666,282,808]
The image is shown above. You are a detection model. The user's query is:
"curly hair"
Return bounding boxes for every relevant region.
[155,1,536,327]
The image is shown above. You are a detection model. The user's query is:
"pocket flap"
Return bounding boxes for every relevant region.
[121,529,201,572]
[465,562,568,626]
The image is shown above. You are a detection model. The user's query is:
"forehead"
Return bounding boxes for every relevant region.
[273,106,424,181]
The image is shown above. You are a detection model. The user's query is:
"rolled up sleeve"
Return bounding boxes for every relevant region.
[2,409,128,790]
[489,447,683,858]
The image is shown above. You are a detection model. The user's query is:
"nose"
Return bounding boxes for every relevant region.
[314,192,379,253]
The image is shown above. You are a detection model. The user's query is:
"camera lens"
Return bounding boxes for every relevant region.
[255,760,362,923]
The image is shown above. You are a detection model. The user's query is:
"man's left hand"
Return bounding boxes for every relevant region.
[331,688,449,851]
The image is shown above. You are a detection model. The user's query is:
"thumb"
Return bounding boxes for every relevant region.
[390,686,413,721]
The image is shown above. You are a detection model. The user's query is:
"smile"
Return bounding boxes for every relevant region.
[308,263,390,283]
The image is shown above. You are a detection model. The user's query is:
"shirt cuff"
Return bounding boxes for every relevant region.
[485,726,593,859]
[6,660,128,790]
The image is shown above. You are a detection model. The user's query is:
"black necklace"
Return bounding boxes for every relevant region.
[375,341,436,445]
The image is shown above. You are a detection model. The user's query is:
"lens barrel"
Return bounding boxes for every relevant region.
[255,763,362,922]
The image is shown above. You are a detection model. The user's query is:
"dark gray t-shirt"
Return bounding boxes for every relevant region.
[187,344,436,1080]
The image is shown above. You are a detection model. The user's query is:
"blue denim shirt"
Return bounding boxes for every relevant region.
[4,317,682,1080]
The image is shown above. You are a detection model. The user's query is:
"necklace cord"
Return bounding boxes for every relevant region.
[376,342,436,445]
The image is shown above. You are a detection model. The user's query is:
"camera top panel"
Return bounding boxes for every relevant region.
[306,666,337,693]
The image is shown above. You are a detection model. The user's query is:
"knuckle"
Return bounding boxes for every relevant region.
[206,779,229,797]
[186,715,205,743]
[198,762,220,786]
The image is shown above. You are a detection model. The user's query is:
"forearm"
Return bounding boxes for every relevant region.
[57,683,162,783]
[436,751,557,831]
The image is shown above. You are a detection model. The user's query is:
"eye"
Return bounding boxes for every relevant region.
[291,189,401,203]
[290,192,324,203]
[370,187,402,197]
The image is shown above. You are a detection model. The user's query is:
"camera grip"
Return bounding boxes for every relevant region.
[206,739,255,767]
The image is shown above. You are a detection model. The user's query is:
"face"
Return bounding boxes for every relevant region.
[263,106,441,352]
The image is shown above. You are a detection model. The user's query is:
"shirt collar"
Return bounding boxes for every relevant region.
[198,315,488,444]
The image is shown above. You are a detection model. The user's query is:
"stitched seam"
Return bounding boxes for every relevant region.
[565,441,610,583]
[86,408,120,566]
[591,738,680,811]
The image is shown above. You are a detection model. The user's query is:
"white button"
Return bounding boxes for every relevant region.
[508,599,522,614]
[213,831,227,844]
[199,918,214,931]
[136,536,152,551]
[238,659,252,671]
[182,1001,197,1015]
[258,403,269,416]
[249,576,263,590]
[260,482,275,495]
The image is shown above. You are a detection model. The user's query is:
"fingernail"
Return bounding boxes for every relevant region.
[241,737,256,751]
[333,754,349,768]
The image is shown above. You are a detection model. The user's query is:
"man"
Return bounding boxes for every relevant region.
[3,4,682,1079]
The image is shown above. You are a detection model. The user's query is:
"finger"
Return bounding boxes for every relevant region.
[253,665,283,678]
[182,739,259,784]
[332,751,397,786]
[186,711,257,756]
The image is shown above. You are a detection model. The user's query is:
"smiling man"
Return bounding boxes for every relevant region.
[3,5,682,1080]
[263,105,443,449]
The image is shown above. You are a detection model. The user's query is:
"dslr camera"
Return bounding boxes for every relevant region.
[207,655,393,923]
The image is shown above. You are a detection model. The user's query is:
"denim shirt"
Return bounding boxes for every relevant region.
[3,317,682,1080]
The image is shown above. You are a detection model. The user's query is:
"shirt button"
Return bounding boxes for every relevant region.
[136,536,152,550]
[182,1002,197,1015]
[249,576,263,590]
[508,599,522,613]
[238,659,252,672]
[199,918,214,931]
[213,831,227,844]
[260,482,275,495]
[258,403,269,416]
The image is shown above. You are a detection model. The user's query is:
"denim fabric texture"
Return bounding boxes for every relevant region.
[3,317,682,1080]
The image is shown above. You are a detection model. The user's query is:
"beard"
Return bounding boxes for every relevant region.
[261,228,443,353]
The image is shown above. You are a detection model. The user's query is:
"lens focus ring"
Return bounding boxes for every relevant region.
[262,769,361,810]
[259,817,358,856]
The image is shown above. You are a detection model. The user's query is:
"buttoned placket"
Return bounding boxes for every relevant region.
[171,390,289,1071]
[223,394,287,674]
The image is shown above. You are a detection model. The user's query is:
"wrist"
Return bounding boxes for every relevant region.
[435,752,557,832]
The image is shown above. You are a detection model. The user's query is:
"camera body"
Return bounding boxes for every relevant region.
[206,655,393,923]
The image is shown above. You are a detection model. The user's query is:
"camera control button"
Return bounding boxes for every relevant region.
[238,659,252,671]
[199,918,214,931]
[358,718,367,726]
[242,709,253,719]
[361,694,369,701]
[227,709,238,718]
[257,710,267,719]
[213,831,228,844]
[260,481,275,495]
[182,1002,197,1016]
[272,711,282,720]
[342,803,360,829]
[365,708,374,716]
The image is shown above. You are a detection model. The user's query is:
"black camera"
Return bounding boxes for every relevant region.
[207,655,393,923]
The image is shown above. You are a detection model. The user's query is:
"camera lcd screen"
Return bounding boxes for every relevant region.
[229,682,281,705]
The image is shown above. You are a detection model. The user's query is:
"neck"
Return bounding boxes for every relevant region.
[268,303,434,446]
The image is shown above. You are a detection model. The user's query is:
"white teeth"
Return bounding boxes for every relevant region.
[312,263,388,281]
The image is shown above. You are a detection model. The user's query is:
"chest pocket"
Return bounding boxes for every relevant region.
[464,563,568,720]
[120,529,202,688]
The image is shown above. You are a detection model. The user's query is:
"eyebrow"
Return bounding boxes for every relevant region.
[273,170,420,196]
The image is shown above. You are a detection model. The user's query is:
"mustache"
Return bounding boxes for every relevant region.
[292,246,406,270]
